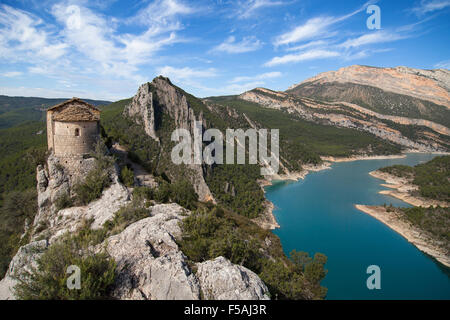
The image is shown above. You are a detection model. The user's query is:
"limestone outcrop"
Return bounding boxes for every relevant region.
[0,240,48,300]
[123,77,214,203]
[103,203,270,300]
[124,82,158,140]
[1,199,270,300]
[105,203,200,300]
[32,153,128,242]
[196,257,270,300]
[288,65,450,108]
[239,88,448,152]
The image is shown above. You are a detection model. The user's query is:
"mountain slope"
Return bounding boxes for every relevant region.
[238,87,449,152]
[286,65,450,128]
[102,77,407,219]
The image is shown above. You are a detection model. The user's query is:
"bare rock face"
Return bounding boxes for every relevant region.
[124,83,158,140]
[123,77,215,203]
[35,180,131,243]
[34,154,71,230]
[0,240,48,300]
[104,203,201,300]
[104,204,270,300]
[32,154,129,242]
[1,202,271,300]
[288,65,450,108]
[239,87,448,152]
[123,77,198,140]
[196,256,270,300]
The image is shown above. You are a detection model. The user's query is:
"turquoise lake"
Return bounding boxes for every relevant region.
[264,153,450,300]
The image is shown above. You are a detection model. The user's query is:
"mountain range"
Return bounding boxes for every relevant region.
[0,64,448,300]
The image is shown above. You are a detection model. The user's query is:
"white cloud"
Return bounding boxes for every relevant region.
[50,2,185,83]
[211,36,262,54]
[157,66,217,82]
[274,16,337,46]
[0,2,194,99]
[265,49,340,66]
[223,81,266,94]
[236,0,285,19]
[274,1,372,46]
[340,31,406,49]
[411,0,450,15]
[0,5,68,61]
[285,40,330,52]
[2,71,23,77]
[132,0,194,27]
[231,71,282,83]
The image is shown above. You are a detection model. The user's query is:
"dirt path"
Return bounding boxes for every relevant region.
[111,143,158,188]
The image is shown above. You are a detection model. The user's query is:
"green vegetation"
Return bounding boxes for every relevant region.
[398,206,449,252]
[70,142,115,206]
[380,156,449,255]
[179,206,328,299]
[119,166,134,187]
[208,96,401,167]
[13,233,116,300]
[205,164,264,218]
[132,180,198,211]
[73,166,112,206]
[379,164,415,178]
[0,121,47,205]
[380,156,450,201]
[0,190,37,278]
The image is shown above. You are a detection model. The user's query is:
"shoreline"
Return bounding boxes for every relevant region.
[355,205,450,268]
[255,162,332,229]
[256,153,411,230]
[369,170,449,208]
[321,154,406,163]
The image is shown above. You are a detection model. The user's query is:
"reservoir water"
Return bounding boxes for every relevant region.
[264,153,450,299]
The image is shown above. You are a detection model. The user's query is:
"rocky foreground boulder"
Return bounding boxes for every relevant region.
[196,257,270,300]
[0,240,48,300]
[103,203,270,300]
[0,200,270,300]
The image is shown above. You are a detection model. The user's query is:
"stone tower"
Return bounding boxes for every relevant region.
[47,98,101,158]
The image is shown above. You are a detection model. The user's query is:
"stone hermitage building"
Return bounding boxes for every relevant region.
[46,98,101,178]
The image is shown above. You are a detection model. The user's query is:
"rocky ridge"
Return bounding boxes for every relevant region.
[0,153,270,300]
[123,77,214,203]
[288,65,450,108]
[239,88,449,152]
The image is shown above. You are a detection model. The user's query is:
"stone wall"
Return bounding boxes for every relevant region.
[53,121,99,157]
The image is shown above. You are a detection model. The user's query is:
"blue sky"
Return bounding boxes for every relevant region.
[0,0,449,100]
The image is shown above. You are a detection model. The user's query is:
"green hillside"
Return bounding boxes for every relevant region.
[208,96,402,165]
[380,155,450,202]
[287,82,450,128]
[0,95,111,129]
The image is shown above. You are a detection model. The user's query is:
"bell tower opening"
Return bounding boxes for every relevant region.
[75,128,80,136]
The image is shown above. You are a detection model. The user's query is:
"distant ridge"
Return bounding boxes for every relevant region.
[0,95,111,129]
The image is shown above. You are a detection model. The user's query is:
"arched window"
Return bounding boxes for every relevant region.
[75,128,80,136]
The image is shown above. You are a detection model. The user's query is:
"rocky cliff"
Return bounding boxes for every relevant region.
[0,152,269,300]
[123,77,214,203]
[288,65,450,108]
[239,87,449,153]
